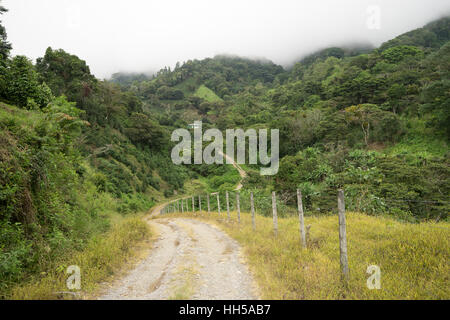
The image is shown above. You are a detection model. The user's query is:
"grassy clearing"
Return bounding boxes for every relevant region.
[194,85,223,103]
[386,118,449,158]
[7,215,152,300]
[164,210,450,299]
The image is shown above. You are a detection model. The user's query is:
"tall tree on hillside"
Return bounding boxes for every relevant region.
[36,47,97,107]
[0,3,11,60]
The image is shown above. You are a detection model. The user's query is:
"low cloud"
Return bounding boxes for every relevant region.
[3,0,450,78]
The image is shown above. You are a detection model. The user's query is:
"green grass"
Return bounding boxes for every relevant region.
[165,210,450,299]
[182,178,209,195]
[194,85,223,103]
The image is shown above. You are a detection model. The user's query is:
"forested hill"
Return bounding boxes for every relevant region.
[0,2,449,296]
[114,16,449,221]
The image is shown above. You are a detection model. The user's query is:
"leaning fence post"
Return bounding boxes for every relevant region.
[207,194,210,214]
[272,191,278,236]
[217,193,221,215]
[226,191,230,221]
[338,189,349,280]
[297,189,306,248]
[199,195,202,214]
[236,192,241,224]
[250,192,256,231]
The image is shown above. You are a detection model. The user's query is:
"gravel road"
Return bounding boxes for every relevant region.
[98,217,258,300]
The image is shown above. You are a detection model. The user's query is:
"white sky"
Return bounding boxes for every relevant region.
[2,0,450,79]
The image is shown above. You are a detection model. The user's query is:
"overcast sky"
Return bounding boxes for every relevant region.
[2,0,450,79]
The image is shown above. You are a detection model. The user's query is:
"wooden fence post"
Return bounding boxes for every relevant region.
[192,196,195,214]
[338,189,349,280]
[199,195,202,213]
[236,192,241,224]
[207,194,210,214]
[250,192,256,231]
[217,193,221,215]
[272,191,278,236]
[181,198,184,213]
[226,191,230,221]
[297,189,306,248]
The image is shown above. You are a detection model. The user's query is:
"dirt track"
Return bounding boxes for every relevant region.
[98,216,258,300]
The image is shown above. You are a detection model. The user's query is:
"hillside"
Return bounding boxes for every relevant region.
[118,16,450,222]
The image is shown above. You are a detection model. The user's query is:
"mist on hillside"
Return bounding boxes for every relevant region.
[3,0,450,78]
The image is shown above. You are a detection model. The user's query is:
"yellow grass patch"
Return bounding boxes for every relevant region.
[165,210,449,299]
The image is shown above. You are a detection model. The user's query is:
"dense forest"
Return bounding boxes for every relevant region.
[0,1,448,295]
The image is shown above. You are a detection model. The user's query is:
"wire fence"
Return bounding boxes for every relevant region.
[163,188,449,221]
[161,188,450,238]
[160,188,449,283]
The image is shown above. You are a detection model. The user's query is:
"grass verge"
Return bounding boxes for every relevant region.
[7,215,152,300]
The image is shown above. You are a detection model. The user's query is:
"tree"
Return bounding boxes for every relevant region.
[43,95,88,141]
[0,2,11,97]
[387,83,406,114]
[344,104,381,146]
[421,80,450,139]
[124,113,167,149]
[381,45,423,63]
[0,3,11,61]
[36,47,97,106]
[3,56,53,108]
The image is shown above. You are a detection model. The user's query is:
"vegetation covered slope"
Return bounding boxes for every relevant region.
[119,16,450,222]
[0,3,189,296]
